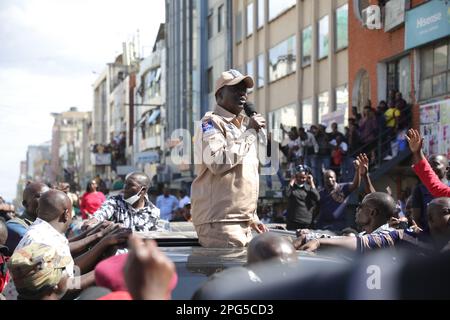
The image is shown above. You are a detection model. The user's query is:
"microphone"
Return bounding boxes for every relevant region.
[244,102,267,144]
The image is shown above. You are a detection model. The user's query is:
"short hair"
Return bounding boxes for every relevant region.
[37,190,71,222]
[247,233,296,265]
[363,192,397,220]
[125,172,151,188]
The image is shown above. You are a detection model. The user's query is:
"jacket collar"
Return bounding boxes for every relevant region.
[214,105,244,123]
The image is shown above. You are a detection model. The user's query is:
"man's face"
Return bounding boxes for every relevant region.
[124,177,143,200]
[24,184,50,217]
[295,172,307,185]
[428,204,450,238]
[355,201,373,228]
[324,171,337,189]
[429,155,448,180]
[217,82,248,113]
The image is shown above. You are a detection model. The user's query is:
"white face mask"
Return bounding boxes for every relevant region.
[124,187,144,206]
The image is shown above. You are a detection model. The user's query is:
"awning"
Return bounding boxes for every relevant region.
[147,109,161,125]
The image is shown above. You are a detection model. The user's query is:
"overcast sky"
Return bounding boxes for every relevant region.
[0,0,165,202]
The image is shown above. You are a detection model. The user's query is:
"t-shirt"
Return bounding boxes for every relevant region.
[316,183,352,231]
[385,108,401,128]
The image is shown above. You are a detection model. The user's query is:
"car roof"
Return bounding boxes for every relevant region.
[136,222,350,300]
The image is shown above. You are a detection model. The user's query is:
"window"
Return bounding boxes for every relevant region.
[218,5,224,33]
[268,35,296,83]
[207,67,214,93]
[144,67,162,99]
[247,3,254,36]
[420,42,449,100]
[269,104,298,143]
[257,0,265,29]
[318,15,329,59]
[235,12,243,43]
[257,54,265,88]
[318,91,330,124]
[302,98,313,127]
[336,85,349,130]
[302,26,312,67]
[269,0,296,22]
[335,4,348,51]
[246,60,254,92]
[208,14,213,39]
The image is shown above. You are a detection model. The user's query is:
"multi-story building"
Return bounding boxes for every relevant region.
[134,24,166,182]
[165,0,210,188]
[50,107,92,189]
[348,0,450,195]
[207,0,234,108]
[26,142,52,183]
[92,50,140,180]
[14,161,28,207]
[233,0,350,139]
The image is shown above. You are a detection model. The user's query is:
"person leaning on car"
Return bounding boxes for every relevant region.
[191,70,268,248]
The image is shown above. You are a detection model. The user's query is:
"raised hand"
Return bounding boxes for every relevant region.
[406,129,423,154]
[124,235,176,300]
[356,153,369,176]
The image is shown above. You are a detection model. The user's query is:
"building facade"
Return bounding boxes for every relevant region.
[134,24,166,182]
[348,0,450,194]
[233,0,350,139]
[50,107,92,189]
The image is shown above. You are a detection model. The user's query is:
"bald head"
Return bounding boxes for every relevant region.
[363,192,397,220]
[427,198,450,241]
[37,190,72,223]
[247,233,297,265]
[22,182,50,218]
[125,172,150,188]
[429,155,449,180]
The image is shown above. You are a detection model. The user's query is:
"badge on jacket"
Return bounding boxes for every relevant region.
[202,120,216,138]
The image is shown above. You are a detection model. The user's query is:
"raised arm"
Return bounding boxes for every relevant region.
[407,129,450,197]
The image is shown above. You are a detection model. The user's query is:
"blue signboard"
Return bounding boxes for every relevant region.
[405,0,450,50]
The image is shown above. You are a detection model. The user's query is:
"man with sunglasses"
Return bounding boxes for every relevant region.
[191,70,268,248]
[285,165,320,231]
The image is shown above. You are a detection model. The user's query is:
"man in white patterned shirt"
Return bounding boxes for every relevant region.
[85,172,160,232]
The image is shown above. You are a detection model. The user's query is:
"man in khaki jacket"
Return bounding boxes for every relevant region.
[191,69,268,248]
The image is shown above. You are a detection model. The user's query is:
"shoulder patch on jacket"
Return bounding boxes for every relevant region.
[202,120,216,138]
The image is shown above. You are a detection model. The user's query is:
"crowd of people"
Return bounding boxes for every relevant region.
[0,69,448,300]
[277,90,410,187]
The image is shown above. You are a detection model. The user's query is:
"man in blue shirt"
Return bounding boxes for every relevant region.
[315,158,364,232]
[156,188,179,221]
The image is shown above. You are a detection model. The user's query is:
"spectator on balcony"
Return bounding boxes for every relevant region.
[311,125,332,189]
[330,135,349,180]
[384,104,401,160]
[359,106,379,165]
[80,180,106,220]
[328,122,344,142]
[395,92,409,129]
[387,89,397,109]
[300,127,319,177]
[156,188,179,221]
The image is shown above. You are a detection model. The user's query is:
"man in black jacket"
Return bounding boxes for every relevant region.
[285,165,320,231]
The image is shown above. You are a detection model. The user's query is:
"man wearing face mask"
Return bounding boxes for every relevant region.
[85,172,160,232]
[285,165,320,231]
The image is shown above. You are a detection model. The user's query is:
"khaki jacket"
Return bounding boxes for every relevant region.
[191,105,260,226]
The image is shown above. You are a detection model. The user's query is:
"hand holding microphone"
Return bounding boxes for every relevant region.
[244,102,267,144]
[244,102,266,132]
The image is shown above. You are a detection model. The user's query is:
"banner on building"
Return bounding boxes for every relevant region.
[420,99,450,159]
